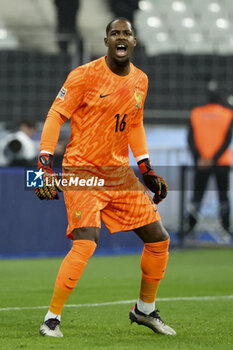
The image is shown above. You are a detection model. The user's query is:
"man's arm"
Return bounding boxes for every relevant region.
[128,120,149,161]
[40,108,67,154]
[35,108,67,200]
[213,118,233,163]
[129,121,168,204]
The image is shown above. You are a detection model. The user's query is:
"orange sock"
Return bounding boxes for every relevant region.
[49,240,96,315]
[140,238,170,303]
[140,279,160,303]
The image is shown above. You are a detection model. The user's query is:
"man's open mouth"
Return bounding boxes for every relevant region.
[116,44,127,57]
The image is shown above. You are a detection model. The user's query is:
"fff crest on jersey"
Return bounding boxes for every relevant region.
[134,89,142,108]
[75,210,82,219]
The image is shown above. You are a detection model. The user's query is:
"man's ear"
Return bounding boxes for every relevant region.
[104,37,108,47]
[134,37,137,47]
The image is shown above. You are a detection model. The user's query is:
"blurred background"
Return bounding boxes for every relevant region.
[0,0,233,258]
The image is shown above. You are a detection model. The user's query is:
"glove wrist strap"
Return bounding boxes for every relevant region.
[137,158,152,175]
[39,153,53,169]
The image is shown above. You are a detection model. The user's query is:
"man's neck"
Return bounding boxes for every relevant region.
[105,56,130,76]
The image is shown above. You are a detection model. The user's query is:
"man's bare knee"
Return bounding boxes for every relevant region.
[134,221,169,243]
[156,224,169,242]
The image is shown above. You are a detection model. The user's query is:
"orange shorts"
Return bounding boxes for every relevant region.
[63,177,160,240]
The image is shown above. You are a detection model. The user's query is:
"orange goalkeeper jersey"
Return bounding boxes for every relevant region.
[51,56,148,167]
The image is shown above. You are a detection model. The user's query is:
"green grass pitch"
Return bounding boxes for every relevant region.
[0,248,233,350]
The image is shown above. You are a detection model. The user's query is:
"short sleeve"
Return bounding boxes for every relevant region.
[51,66,86,119]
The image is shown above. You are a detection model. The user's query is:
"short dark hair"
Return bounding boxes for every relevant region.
[105,17,135,36]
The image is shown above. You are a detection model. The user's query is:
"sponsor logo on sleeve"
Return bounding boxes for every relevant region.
[57,87,67,100]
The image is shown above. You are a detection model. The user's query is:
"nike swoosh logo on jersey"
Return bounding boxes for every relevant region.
[100,93,112,98]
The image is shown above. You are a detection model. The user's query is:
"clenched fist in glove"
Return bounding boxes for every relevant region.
[35,153,62,200]
[137,158,168,204]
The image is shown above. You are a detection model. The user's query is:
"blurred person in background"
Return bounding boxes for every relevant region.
[54,0,81,54]
[0,119,37,167]
[186,82,233,237]
[35,17,176,338]
[108,0,139,25]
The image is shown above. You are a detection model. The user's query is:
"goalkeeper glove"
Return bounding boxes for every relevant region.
[35,153,62,200]
[137,158,168,204]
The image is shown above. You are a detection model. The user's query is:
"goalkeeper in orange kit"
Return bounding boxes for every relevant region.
[35,17,176,337]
